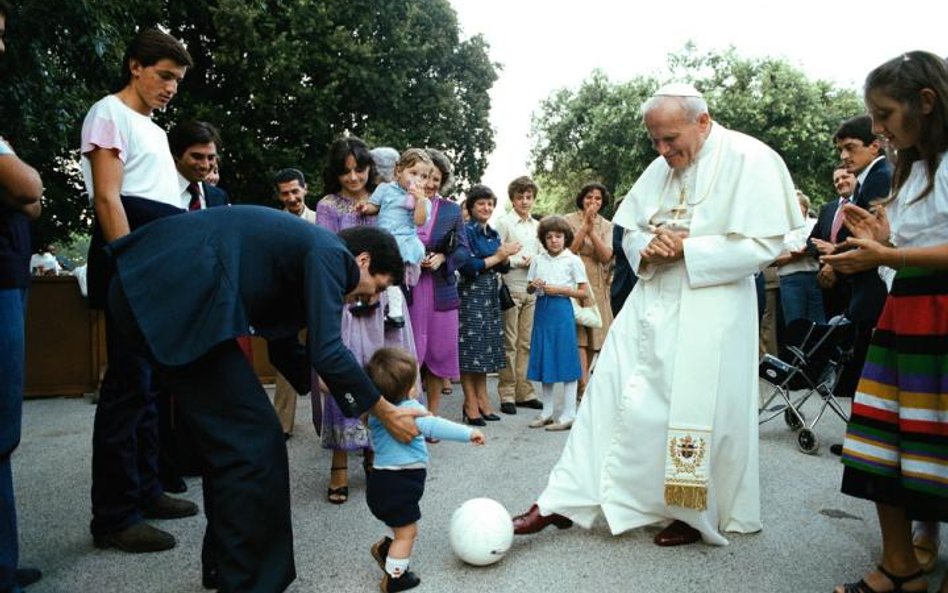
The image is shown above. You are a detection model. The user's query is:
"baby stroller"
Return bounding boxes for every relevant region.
[758,318,855,454]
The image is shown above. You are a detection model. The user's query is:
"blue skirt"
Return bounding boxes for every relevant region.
[527,295,581,383]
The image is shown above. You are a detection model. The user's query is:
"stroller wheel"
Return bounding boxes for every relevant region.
[784,408,804,431]
[797,428,819,454]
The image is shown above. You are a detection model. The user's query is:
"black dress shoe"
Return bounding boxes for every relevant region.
[143,493,199,519]
[93,522,176,553]
[515,399,544,409]
[161,476,188,494]
[462,412,486,427]
[500,402,517,415]
[512,503,573,535]
[16,567,42,589]
[653,520,701,546]
[481,412,501,421]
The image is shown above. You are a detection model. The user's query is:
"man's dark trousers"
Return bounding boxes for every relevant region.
[110,280,296,592]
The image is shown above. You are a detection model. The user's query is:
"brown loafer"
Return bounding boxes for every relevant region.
[653,520,701,546]
[512,503,573,535]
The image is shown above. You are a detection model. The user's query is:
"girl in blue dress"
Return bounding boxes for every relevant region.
[526,215,588,431]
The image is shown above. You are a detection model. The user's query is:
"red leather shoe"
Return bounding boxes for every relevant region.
[512,504,573,535]
[653,520,701,546]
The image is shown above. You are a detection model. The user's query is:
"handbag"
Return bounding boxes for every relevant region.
[436,228,458,255]
[498,280,515,311]
[572,284,602,328]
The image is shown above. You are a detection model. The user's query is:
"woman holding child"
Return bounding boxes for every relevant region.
[313,136,421,504]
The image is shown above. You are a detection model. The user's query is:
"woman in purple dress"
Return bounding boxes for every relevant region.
[407,149,471,417]
[313,137,421,504]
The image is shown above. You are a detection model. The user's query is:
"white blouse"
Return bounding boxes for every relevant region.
[527,249,588,288]
[888,151,948,248]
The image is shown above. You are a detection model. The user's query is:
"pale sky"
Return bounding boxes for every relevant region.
[449,0,944,208]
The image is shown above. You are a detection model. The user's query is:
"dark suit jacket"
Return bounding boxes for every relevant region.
[107,205,381,418]
[87,196,186,309]
[846,158,892,322]
[610,224,636,317]
[805,199,841,257]
[202,182,230,208]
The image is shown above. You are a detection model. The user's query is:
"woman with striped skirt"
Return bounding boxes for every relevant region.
[825,51,948,593]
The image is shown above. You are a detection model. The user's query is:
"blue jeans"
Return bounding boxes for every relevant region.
[779,271,826,325]
[0,288,27,593]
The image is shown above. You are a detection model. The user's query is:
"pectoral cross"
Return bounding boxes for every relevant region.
[669,186,688,221]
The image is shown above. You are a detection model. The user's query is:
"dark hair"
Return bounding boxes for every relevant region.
[273,167,307,191]
[322,136,378,195]
[865,51,948,201]
[0,1,10,18]
[426,148,455,195]
[365,347,418,404]
[574,182,612,211]
[168,120,221,158]
[464,184,496,215]
[537,215,574,248]
[833,115,878,147]
[508,176,539,199]
[337,226,405,285]
[120,28,193,88]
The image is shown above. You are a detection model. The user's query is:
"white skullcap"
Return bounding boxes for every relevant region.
[653,82,703,98]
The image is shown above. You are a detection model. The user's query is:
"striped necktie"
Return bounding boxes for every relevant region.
[187,182,202,211]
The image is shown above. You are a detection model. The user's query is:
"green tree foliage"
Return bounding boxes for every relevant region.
[530,46,863,215]
[0,0,497,245]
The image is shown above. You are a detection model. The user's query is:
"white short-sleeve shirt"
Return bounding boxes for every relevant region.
[527,248,588,288]
[80,95,180,208]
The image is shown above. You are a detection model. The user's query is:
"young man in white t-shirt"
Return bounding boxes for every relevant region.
[81,28,198,557]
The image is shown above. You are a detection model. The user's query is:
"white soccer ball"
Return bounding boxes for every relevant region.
[449,497,514,566]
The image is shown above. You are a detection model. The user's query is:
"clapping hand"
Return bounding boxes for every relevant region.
[810,238,837,256]
[821,237,892,274]
[842,202,890,242]
[499,240,522,260]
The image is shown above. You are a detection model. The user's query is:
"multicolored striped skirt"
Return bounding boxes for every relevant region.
[840,267,948,521]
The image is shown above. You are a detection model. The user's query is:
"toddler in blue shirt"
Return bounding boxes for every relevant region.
[357,148,432,328]
[365,347,485,593]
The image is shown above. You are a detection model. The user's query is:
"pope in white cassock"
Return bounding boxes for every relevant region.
[511,83,803,546]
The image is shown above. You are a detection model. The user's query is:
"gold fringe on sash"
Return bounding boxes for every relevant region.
[664,484,708,511]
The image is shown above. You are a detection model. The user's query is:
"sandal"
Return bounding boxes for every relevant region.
[913,532,939,573]
[327,466,348,505]
[837,564,926,593]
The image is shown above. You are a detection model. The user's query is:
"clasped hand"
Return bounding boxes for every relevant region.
[421,252,445,270]
[640,227,688,264]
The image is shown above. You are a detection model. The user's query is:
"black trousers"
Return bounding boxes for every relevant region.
[90,306,161,536]
[110,281,296,593]
[836,320,875,399]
